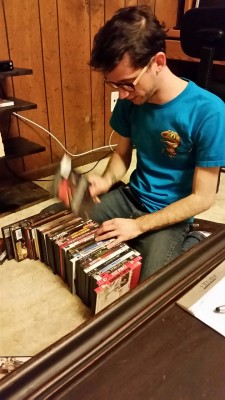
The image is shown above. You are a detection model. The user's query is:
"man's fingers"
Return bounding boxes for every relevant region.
[95,230,116,241]
[93,195,101,203]
[106,238,121,249]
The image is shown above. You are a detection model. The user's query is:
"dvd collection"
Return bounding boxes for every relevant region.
[1,208,142,313]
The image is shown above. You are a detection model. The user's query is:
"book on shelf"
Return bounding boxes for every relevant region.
[0,131,5,157]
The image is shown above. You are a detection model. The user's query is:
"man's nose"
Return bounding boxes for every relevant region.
[118,87,130,99]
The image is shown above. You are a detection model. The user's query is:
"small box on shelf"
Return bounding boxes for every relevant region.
[0,98,15,108]
[0,132,5,157]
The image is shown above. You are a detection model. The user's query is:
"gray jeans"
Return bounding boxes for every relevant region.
[91,186,195,282]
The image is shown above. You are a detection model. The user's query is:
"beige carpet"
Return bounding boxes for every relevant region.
[0,154,225,357]
[0,198,91,357]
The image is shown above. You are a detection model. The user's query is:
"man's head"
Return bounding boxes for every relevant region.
[90,5,166,73]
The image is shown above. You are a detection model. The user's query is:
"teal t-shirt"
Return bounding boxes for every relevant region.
[110,80,225,212]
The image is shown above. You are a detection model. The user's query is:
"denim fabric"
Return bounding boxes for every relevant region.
[181,231,206,253]
[91,186,191,282]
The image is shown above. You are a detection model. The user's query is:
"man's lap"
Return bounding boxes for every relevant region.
[91,187,191,281]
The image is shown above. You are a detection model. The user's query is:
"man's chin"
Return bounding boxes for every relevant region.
[129,96,145,105]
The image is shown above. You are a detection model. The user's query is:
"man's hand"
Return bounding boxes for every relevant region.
[87,174,112,203]
[95,218,142,248]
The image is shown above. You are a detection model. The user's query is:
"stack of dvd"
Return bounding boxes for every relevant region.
[75,242,142,313]
[1,208,142,313]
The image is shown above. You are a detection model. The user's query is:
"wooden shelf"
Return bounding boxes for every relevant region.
[0,97,37,113]
[1,136,45,160]
[0,67,45,165]
[166,39,225,65]
[166,39,199,62]
[0,67,33,79]
[167,29,181,39]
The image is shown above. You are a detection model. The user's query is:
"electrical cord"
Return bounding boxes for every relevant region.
[81,150,113,174]
[12,112,116,156]
[7,112,116,182]
[28,150,112,182]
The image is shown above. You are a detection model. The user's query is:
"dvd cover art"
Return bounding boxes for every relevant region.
[10,224,28,262]
[0,357,31,380]
[0,238,6,265]
[94,271,132,314]
[53,154,94,219]
[93,257,142,313]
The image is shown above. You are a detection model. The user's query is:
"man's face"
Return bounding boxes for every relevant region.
[104,53,158,105]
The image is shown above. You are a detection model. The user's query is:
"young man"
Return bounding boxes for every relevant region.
[88,5,225,281]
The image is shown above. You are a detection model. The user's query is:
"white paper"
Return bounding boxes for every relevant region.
[190,277,225,337]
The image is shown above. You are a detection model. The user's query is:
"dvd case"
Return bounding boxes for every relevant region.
[93,257,142,313]
[53,154,94,219]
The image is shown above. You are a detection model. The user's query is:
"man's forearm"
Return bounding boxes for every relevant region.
[102,151,131,187]
[136,193,215,234]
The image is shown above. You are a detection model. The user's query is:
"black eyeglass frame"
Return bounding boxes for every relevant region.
[104,57,155,92]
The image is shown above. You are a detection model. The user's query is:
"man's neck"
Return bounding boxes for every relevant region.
[148,67,188,105]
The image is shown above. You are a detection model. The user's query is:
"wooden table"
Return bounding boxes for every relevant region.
[61,303,225,400]
[1,219,225,400]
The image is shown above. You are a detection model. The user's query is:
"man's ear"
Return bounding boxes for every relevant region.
[154,52,166,72]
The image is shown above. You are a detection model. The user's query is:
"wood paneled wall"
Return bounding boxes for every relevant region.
[0,0,158,177]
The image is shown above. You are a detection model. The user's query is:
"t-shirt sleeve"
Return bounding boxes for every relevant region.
[194,98,225,167]
[110,99,133,137]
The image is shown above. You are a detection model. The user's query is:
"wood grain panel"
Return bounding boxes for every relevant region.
[166,39,199,62]
[0,0,19,149]
[39,0,65,163]
[1,1,23,176]
[0,0,9,59]
[89,0,105,150]
[104,0,125,145]
[155,0,179,28]
[58,0,92,158]
[3,0,51,172]
[0,0,13,98]
[125,0,137,6]
[138,0,155,9]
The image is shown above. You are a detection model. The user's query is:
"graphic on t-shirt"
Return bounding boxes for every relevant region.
[161,130,181,158]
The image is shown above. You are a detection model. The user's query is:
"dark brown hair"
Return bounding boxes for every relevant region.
[90,5,166,73]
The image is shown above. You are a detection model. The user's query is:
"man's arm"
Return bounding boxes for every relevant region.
[88,133,133,200]
[103,133,133,185]
[137,166,220,232]
[95,166,220,246]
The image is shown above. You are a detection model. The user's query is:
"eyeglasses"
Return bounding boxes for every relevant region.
[104,57,154,92]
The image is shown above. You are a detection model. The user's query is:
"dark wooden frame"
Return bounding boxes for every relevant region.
[1,219,225,399]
